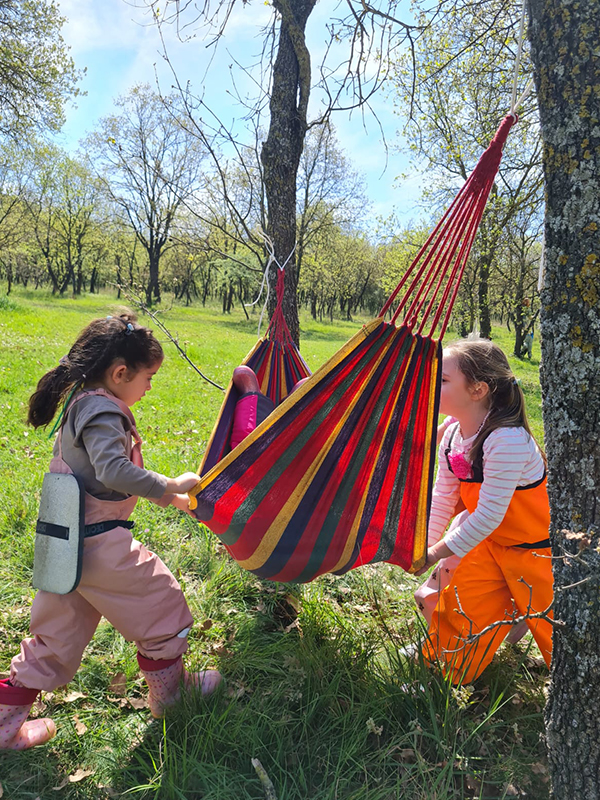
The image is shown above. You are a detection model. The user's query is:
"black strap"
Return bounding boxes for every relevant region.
[445,426,545,489]
[36,520,69,540]
[84,520,135,537]
[514,538,550,550]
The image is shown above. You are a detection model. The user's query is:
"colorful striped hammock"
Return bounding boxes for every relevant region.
[189,114,517,583]
[200,267,310,475]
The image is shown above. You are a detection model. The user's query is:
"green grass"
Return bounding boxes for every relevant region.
[0,288,549,799]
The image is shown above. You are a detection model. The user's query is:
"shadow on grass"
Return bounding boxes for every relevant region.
[106,598,548,800]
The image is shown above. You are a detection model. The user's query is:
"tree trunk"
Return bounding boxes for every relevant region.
[239,277,249,319]
[478,255,492,338]
[4,258,13,295]
[261,0,316,345]
[513,268,526,357]
[147,248,161,305]
[115,256,122,299]
[528,2,600,797]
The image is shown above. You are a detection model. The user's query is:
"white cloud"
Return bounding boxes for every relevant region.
[58,0,153,54]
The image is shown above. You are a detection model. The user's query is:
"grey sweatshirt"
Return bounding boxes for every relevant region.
[54,393,168,501]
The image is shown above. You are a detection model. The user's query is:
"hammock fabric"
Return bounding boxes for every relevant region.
[190,114,517,583]
[200,268,311,475]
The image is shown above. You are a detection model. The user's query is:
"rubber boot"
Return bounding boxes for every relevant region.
[0,680,56,750]
[137,654,222,718]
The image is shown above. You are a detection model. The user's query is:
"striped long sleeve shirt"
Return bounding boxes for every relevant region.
[428,423,545,558]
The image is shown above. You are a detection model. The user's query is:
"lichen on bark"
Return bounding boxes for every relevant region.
[528,0,600,796]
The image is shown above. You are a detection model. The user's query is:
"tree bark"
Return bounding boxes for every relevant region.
[477,255,492,338]
[528,2,600,797]
[261,0,316,345]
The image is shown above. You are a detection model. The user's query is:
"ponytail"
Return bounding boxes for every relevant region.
[28,311,163,429]
[28,362,76,428]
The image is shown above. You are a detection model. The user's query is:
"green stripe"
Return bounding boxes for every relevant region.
[220,321,395,546]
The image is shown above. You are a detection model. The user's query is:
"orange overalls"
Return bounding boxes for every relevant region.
[424,430,553,684]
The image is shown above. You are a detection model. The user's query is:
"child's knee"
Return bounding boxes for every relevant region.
[232,366,260,394]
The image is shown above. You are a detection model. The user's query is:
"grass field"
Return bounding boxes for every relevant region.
[0,288,549,799]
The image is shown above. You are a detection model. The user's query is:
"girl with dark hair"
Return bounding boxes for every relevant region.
[0,313,220,751]
[416,337,553,683]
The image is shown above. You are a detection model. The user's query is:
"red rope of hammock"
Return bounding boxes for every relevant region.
[266,267,295,345]
[379,114,517,339]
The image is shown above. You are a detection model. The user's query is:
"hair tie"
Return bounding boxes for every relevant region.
[107,315,134,335]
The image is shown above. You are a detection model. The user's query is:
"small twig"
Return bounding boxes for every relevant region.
[113,282,224,391]
[444,578,564,654]
[463,600,564,643]
[251,758,278,800]
[556,576,591,592]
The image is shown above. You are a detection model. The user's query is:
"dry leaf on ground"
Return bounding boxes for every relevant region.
[62,691,86,704]
[68,769,94,783]
[107,696,129,708]
[73,715,87,736]
[109,673,127,696]
[128,697,149,710]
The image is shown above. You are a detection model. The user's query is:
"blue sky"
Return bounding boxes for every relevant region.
[54,0,424,224]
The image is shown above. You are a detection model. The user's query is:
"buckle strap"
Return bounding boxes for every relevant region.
[84,519,134,537]
[514,538,550,550]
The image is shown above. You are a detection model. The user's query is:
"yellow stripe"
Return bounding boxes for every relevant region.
[236,323,402,570]
[329,335,419,573]
[410,341,440,572]
[190,318,386,497]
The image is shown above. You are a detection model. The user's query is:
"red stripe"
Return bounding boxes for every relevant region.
[137,653,181,671]
[267,331,412,580]
[352,344,432,569]
[303,330,414,577]
[214,325,391,550]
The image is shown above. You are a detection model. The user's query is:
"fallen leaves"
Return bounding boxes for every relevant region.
[61,690,86,704]
[108,673,127,696]
[69,769,94,783]
[52,769,94,790]
[127,696,149,710]
[107,694,149,711]
[73,715,87,736]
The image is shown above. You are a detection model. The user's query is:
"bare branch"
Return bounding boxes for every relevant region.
[113,281,225,391]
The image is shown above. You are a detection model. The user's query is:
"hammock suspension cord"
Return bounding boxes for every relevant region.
[509,0,534,116]
[379,114,517,340]
[245,230,296,340]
